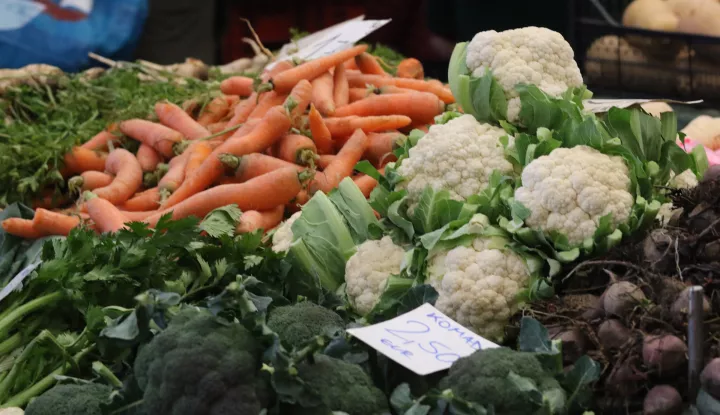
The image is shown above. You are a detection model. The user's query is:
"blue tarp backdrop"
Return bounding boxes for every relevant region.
[0,0,148,72]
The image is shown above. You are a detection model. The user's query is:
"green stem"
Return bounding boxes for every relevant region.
[0,333,21,357]
[1,345,94,408]
[0,292,63,339]
[92,361,123,388]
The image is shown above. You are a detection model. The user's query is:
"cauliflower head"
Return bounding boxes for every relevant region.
[272,211,302,253]
[427,236,531,340]
[396,114,513,202]
[658,169,699,224]
[514,145,634,246]
[345,236,406,315]
[466,27,583,122]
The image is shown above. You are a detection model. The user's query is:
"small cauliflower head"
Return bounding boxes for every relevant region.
[345,236,406,315]
[396,114,513,202]
[658,169,699,224]
[466,27,583,122]
[427,237,530,340]
[514,145,634,246]
[271,211,302,253]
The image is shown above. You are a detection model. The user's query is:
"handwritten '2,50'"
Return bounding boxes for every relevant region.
[381,320,460,363]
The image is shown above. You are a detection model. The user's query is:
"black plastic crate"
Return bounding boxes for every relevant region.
[571,0,720,105]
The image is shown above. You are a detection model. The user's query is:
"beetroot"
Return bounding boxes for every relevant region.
[598,319,632,350]
[550,327,589,363]
[700,358,720,400]
[643,385,683,415]
[604,281,647,317]
[642,334,688,375]
[671,286,711,326]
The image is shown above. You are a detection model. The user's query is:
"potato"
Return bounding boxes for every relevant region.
[623,0,680,31]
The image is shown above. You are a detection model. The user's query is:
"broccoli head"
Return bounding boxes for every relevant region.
[133,308,270,415]
[285,354,389,415]
[267,302,345,349]
[24,383,112,415]
[439,347,566,415]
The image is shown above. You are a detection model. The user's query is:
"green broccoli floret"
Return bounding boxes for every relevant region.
[285,354,389,415]
[25,383,112,415]
[267,302,344,349]
[133,308,270,415]
[439,347,567,415]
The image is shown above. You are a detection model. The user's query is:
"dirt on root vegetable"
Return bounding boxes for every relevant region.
[512,170,720,414]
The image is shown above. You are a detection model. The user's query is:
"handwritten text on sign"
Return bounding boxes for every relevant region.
[347,303,499,375]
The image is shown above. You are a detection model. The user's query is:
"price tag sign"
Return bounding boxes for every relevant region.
[0,260,42,303]
[347,303,499,375]
[267,17,391,70]
[583,98,703,113]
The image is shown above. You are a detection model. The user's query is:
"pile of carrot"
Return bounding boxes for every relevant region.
[1,44,454,239]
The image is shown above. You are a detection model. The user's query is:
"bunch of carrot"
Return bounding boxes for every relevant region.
[1,45,454,240]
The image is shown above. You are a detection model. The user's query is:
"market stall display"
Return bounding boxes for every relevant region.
[2,18,720,415]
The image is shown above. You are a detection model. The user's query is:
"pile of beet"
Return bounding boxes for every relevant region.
[524,166,720,414]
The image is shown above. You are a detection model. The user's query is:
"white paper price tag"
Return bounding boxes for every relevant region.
[0,260,42,303]
[267,17,391,70]
[347,303,499,375]
[583,98,703,113]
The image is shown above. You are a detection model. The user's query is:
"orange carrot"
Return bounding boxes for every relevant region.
[231,153,304,182]
[285,79,313,120]
[119,187,161,211]
[366,132,402,167]
[146,167,303,227]
[311,71,335,116]
[92,149,143,205]
[273,134,317,165]
[353,167,385,197]
[310,129,368,194]
[119,210,156,222]
[206,121,228,134]
[349,87,375,103]
[184,141,213,176]
[355,53,389,77]
[396,58,424,79]
[261,60,294,83]
[334,92,444,124]
[246,91,288,121]
[155,101,211,140]
[32,208,80,236]
[81,130,120,151]
[119,119,184,158]
[162,105,291,209]
[1,218,49,239]
[136,143,162,172]
[68,171,114,193]
[237,206,285,234]
[182,98,200,117]
[218,92,258,140]
[378,85,417,94]
[197,96,230,126]
[346,73,455,104]
[324,115,412,137]
[317,154,336,170]
[63,147,107,174]
[308,104,334,155]
[158,152,188,195]
[229,118,262,141]
[344,59,359,70]
[220,76,254,97]
[271,45,368,93]
[333,64,349,107]
[86,194,129,233]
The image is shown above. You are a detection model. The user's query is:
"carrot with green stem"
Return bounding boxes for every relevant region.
[271,45,368,93]
[273,134,318,166]
[158,152,188,199]
[136,143,162,172]
[310,72,335,116]
[119,119,184,158]
[162,105,291,209]
[378,85,416,94]
[245,91,288,121]
[365,132,403,167]
[119,209,156,222]
[146,166,304,227]
[32,208,81,236]
[355,53,389,77]
[63,147,107,174]
[68,171,114,194]
[348,87,375,103]
[310,128,368,194]
[237,206,285,234]
[222,153,304,182]
[184,141,213,176]
[324,115,412,137]
[91,148,143,205]
[119,187,160,211]
[308,104,334,155]
[333,63,349,107]
[344,59,359,71]
[284,79,313,121]
[261,60,294,83]
[206,121,228,134]
[84,192,129,233]
[220,76,254,97]
[346,73,455,104]
[333,91,444,124]
[155,101,211,140]
[396,58,424,79]
[197,96,230,126]
[1,218,49,239]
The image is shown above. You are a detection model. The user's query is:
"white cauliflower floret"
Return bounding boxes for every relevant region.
[396,114,513,202]
[465,27,583,122]
[345,236,406,315]
[658,169,699,224]
[427,237,530,340]
[271,211,302,253]
[514,146,634,246]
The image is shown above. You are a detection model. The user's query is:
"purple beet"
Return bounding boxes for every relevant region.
[643,385,683,415]
[598,319,632,350]
[604,281,647,317]
[671,287,711,326]
[642,334,688,375]
[550,327,589,363]
[701,358,720,400]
